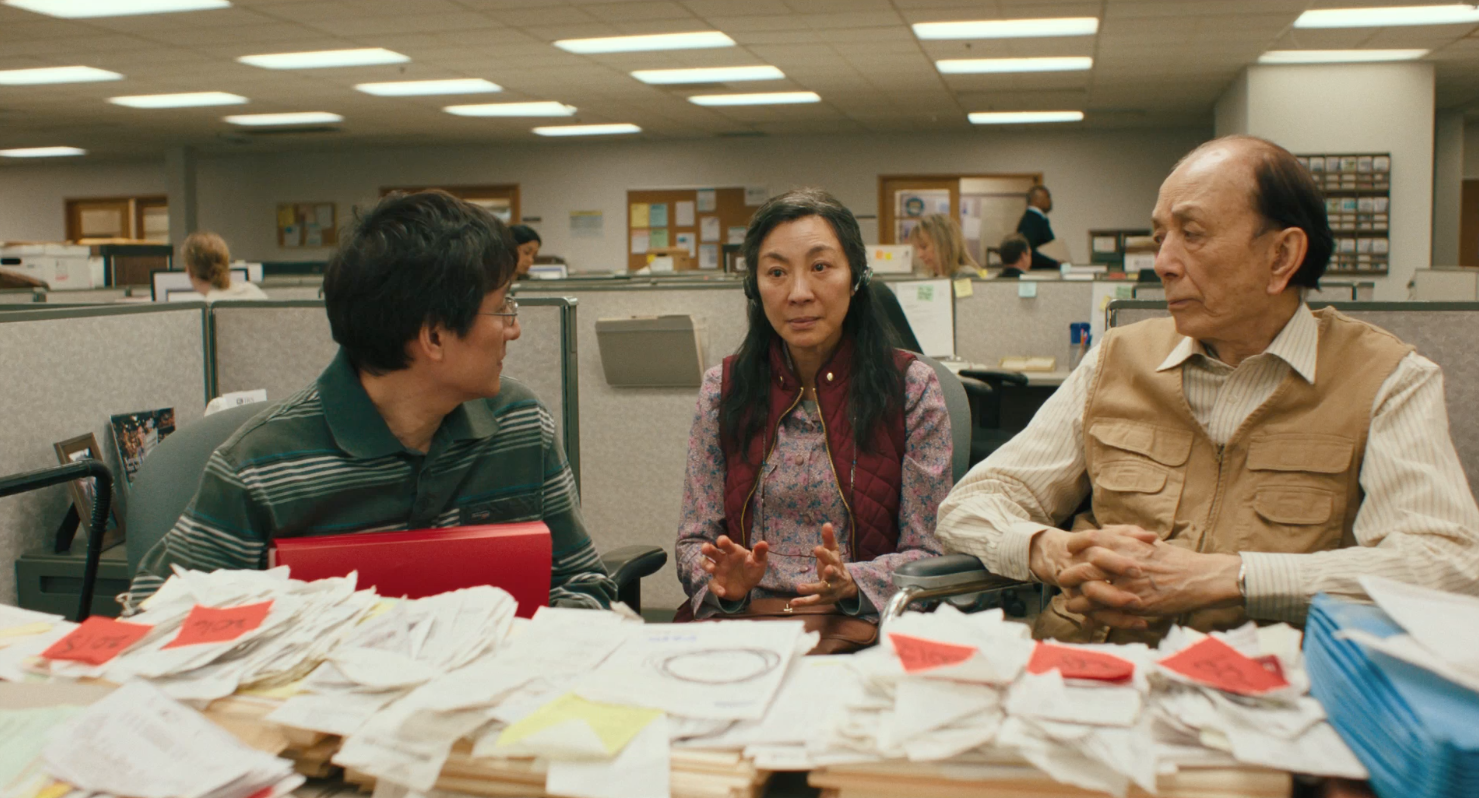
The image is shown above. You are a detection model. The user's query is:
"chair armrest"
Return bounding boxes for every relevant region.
[894,553,1024,591]
[959,369,1029,388]
[601,545,668,591]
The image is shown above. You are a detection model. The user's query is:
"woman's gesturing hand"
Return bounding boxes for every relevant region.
[700,535,770,601]
[792,523,858,606]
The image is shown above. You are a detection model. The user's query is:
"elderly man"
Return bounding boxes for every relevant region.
[936,135,1479,643]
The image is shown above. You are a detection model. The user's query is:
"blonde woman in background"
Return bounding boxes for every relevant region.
[908,214,981,279]
[182,231,267,301]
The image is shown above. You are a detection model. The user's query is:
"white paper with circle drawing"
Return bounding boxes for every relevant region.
[575,621,806,721]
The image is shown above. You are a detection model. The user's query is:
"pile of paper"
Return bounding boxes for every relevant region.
[673,606,1364,798]
[1306,577,1479,798]
[38,681,301,798]
[27,567,379,705]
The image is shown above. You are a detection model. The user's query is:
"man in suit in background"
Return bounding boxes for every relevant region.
[1016,185,1060,271]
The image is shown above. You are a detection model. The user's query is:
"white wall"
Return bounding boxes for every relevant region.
[0,159,165,242]
[1231,63,1436,300]
[3,127,1210,267]
[1213,68,1248,139]
[1433,111,1465,267]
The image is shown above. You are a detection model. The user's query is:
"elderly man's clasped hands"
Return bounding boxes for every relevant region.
[1027,525,1244,630]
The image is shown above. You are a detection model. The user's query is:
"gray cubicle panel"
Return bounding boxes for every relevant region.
[516,282,751,611]
[0,303,209,604]
[953,280,1095,368]
[207,297,579,481]
[1132,281,1374,302]
[1107,299,1479,496]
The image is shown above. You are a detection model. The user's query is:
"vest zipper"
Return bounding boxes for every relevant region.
[1180,442,1227,627]
[738,388,804,548]
[813,401,858,559]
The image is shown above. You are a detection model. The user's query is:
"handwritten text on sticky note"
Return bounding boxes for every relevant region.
[41,616,152,665]
[888,633,977,674]
[164,600,272,649]
[1157,636,1290,696]
[1028,643,1135,682]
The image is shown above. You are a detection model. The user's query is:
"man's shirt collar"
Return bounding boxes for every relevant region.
[1026,206,1047,218]
[317,349,500,459]
[1156,303,1319,383]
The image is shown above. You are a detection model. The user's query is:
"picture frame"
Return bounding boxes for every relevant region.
[53,433,125,550]
[109,408,176,487]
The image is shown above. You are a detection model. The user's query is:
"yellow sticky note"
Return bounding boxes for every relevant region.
[0,622,52,638]
[277,206,295,228]
[630,203,650,228]
[497,693,661,756]
[953,278,973,298]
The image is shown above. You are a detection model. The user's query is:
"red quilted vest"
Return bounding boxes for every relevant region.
[719,338,915,562]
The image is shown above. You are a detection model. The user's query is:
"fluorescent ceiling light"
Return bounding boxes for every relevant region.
[554,31,734,54]
[533,123,641,136]
[444,101,575,117]
[689,91,820,106]
[0,146,86,157]
[1259,49,1428,64]
[969,111,1084,124]
[3,0,228,17]
[1295,4,1479,28]
[0,66,122,85]
[355,78,501,96]
[631,65,784,84]
[225,111,342,126]
[914,17,1099,39]
[937,57,1093,74]
[238,48,408,70]
[109,91,246,108]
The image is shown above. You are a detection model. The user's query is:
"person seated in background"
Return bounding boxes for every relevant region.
[996,233,1031,279]
[1015,185,1061,271]
[909,213,981,279]
[674,188,951,642]
[124,191,616,611]
[182,231,267,301]
[936,135,1479,644]
[509,224,542,278]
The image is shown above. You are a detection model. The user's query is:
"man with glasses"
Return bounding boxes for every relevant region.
[125,191,617,611]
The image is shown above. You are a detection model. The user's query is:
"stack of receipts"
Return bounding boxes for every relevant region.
[674,605,1364,798]
[1306,577,1479,798]
[23,567,379,705]
[37,681,301,798]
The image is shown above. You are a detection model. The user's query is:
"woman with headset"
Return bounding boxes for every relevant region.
[673,188,952,652]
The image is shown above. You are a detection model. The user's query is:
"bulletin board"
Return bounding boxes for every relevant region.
[625,187,754,272]
[276,202,338,249]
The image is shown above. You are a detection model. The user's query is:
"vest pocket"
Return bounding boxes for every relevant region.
[1251,486,1339,552]
[1086,420,1190,536]
[1246,434,1353,473]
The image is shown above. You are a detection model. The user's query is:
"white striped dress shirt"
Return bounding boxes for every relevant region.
[935,304,1479,623]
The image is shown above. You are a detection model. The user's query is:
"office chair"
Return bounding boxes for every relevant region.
[0,459,115,621]
[916,354,971,484]
[956,369,1030,466]
[124,403,669,612]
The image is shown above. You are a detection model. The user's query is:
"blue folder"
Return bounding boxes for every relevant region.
[1305,593,1479,798]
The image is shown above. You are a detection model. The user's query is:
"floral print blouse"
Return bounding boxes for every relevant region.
[676,358,952,619]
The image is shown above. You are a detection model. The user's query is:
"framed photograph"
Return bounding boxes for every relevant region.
[53,433,125,550]
[109,408,176,486]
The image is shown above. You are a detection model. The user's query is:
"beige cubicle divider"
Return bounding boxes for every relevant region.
[208,297,578,480]
[952,280,1095,369]
[0,303,209,604]
[1108,299,1479,497]
[516,283,751,611]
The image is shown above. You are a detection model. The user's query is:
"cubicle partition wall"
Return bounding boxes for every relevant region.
[1109,300,1479,497]
[517,283,751,610]
[954,280,1095,369]
[0,304,209,604]
[208,298,579,481]
[1132,281,1375,302]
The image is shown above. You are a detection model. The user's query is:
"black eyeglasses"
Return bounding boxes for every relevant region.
[477,298,519,319]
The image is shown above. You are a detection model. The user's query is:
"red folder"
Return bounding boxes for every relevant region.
[270,522,552,618]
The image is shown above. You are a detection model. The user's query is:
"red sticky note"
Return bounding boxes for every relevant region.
[163,600,273,649]
[1028,642,1136,682]
[41,616,153,665]
[1157,636,1290,696]
[888,632,978,674]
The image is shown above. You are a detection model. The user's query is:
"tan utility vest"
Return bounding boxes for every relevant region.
[1034,307,1412,644]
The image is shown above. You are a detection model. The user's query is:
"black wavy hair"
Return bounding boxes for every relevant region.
[509,224,542,246]
[324,189,516,375]
[721,188,903,459]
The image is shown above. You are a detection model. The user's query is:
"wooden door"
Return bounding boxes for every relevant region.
[66,198,130,241]
[382,185,520,226]
[878,177,958,246]
[1461,180,1479,267]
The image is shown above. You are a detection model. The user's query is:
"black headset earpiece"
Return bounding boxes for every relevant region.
[743,275,758,302]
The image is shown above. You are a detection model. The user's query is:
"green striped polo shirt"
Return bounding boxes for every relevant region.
[124,349,616,612]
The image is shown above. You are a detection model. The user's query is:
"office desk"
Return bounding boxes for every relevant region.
[940,363,1070,431]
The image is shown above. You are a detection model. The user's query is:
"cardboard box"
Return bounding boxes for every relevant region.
[644,246,696,271]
